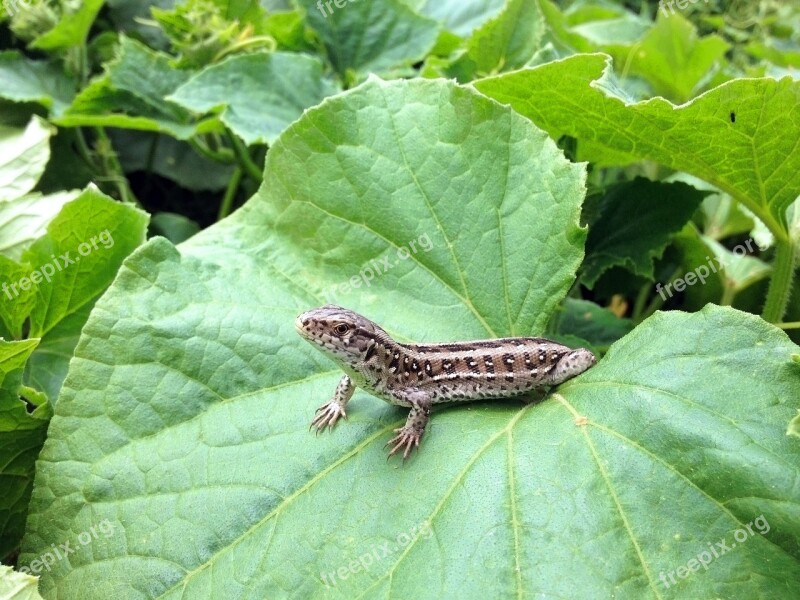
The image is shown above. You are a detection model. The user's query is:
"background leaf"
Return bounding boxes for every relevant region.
[401,0,506,35]
[56,37,204,140]
[0,52,75,117]
[29,0,105,50]
[0,339,45,562]
[474,53,800,227]
[0,116,53,202]
[168,51,341,145]
[582,178,708,287]
[298,0,440,79]
[0,565,44,600]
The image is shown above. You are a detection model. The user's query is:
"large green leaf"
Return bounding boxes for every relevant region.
[0,191,79,261]
[22,189,149,339]
[443,0,546,82]
[168,51,341,145]
[56,37,207,140]
[0,565,44,600]
[604,13,730,103]
[0,188,147,561]
[0,339,45,562]
[20,77,800,599]
[29,0,104,50]
[298,0,439,79]
[581,178,707,287]
[0,116,53,202]
[0,52,75,117]
[401,0,506,36]
[474,53,800,228]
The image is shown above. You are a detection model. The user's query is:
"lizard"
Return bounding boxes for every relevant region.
[295,305,596,460]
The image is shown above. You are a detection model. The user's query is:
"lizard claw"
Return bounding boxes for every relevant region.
[310,402,346,433]
[385,427,422,461]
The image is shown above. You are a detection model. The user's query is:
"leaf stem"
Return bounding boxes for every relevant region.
[226,129,263,182]
[93,127,140,206]
[189,137,235,163]
[636,266,682,323]
[777,322,800,330]
[631,283,651,321]
[762,235,797,323]
[218,167,242,221]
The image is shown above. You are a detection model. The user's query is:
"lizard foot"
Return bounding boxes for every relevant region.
[385,427,422,460]
[310,401,347,433]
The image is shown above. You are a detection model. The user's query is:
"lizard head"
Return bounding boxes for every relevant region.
[295,305,384,364]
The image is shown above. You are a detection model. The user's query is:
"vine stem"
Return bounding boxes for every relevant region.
[762,235,797,323]
[218,167,242,221]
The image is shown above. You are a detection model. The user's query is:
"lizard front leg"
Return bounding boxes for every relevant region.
[311,375,354,432]
[386,389,432,460]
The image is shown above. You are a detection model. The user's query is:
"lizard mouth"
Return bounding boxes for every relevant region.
[295,314,310,336]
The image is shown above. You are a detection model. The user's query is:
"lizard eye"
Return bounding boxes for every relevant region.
[334,323,350,335]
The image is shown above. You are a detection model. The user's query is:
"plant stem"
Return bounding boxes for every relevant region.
[777,322,800,330]
[218,167,242,220]
[637,266,683,323]
[227,130,263,182]
[762,235,797,323]
[189,137,235,163]
[631,283,651,322]
[720,283,736,306]
[93,127,140,206]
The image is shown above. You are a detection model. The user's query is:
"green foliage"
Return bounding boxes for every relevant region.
[1,0,799,597]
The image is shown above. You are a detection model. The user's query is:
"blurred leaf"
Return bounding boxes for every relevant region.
[30,0,105,50]
[582,178,707,287]
[0,565,44,599]
[607,13,730,103]
[151,0,273,69]
[789,411,800,439]
[56,37,206,140]
[168,51,341,145]
[556,298,634,348]
[0,339,45,562]
[568,3,649,46]
[669,224,726,309]
[401,0,506,35]
[298,0,439,79]
[703,235,772,296]
[265,9,315,52]
[0,52,75,117]
[0,191,80,261]
[444,0,546,82]
[0,116,54,201]
[110,132,235,192]
[149,212,200,244]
